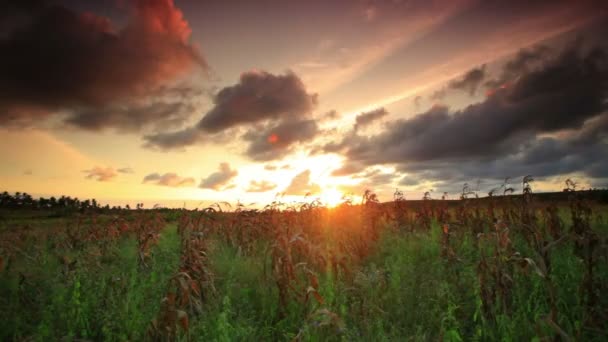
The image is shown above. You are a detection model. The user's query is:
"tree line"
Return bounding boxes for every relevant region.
[0,191,145,212]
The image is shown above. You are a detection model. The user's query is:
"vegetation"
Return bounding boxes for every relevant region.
[0,191,148,215]
[0,179,607,341]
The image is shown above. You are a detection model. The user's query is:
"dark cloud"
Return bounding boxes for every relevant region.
[486,45,552,89]
[349,167,399,188]
[242,119,319,161]
[429,88,447,102]
[196,70,317,133]
[64,101,196,133]
[0,0,205,131]
[142,172,195,187]
[395,123,608,193]
[144,70,321,160]
[391,117,608,193]
[354,107,388,131]
[321,130,360,155]
[342,44,607,162]
[143,127,206,151]
[283,170,321,195]
[83,166,117,182]
[399,176,420,186]
[199,162,238,190]
[326,42,608,188]
[449,64,486,96]
[246,180,277,192]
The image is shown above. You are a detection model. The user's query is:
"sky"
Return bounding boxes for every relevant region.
[1,0,607,208]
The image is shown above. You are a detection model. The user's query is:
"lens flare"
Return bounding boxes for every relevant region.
[267,134,279,144]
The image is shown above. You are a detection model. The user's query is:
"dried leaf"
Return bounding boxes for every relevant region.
[522,258,546,278]
[177,310,189,331]
[308,273,319,289]
[307,286,324,304]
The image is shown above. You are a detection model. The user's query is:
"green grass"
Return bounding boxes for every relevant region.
[0,223,181,341]
[1,206,607,341]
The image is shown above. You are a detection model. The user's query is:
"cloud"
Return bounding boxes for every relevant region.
[428,65,487,101]
[144,70,321,160]
[197,70,317,133]
[143,127,207,150]
[142,172,195,187]
[0,0,206,131]
[117,167,134,174]
[485,45,552,89]
[199,162,238,190]
[330,161,366,176]
[83,166,117,182]
[246,180,277,192]
[343,44,607,162]
[354,168,399,184]
[393,115,608,192]
[354,107,388,131]
[448,64,486,96]
[318,110,340,122]
[326,42,608,187]
[64,101,196,133]
[242,119,319,161]
[399,176,420,186]
[334,167,399,196]
[283,170,321,196]
[429,88,447,101]
[413,95,422,109]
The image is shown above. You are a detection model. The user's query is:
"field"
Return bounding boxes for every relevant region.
[1,187,607,341]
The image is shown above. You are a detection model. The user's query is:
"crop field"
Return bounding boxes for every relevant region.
[3,0,608,341]
[1,183,607,341]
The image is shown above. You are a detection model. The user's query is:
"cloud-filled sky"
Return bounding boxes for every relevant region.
[1,0,607,207]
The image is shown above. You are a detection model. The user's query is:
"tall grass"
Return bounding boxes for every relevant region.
[0,183,607,340]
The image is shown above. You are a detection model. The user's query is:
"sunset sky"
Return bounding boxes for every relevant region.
[1,0,607,207]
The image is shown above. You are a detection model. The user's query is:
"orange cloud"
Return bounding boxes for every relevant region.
[0,0,206,130]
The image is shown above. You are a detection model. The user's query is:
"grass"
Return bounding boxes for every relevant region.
[0,195,607,341]
[0,222,181,341]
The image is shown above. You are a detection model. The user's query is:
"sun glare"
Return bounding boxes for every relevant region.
[320,188,344,208]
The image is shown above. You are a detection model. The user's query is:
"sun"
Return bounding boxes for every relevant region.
[320,188,344,208]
